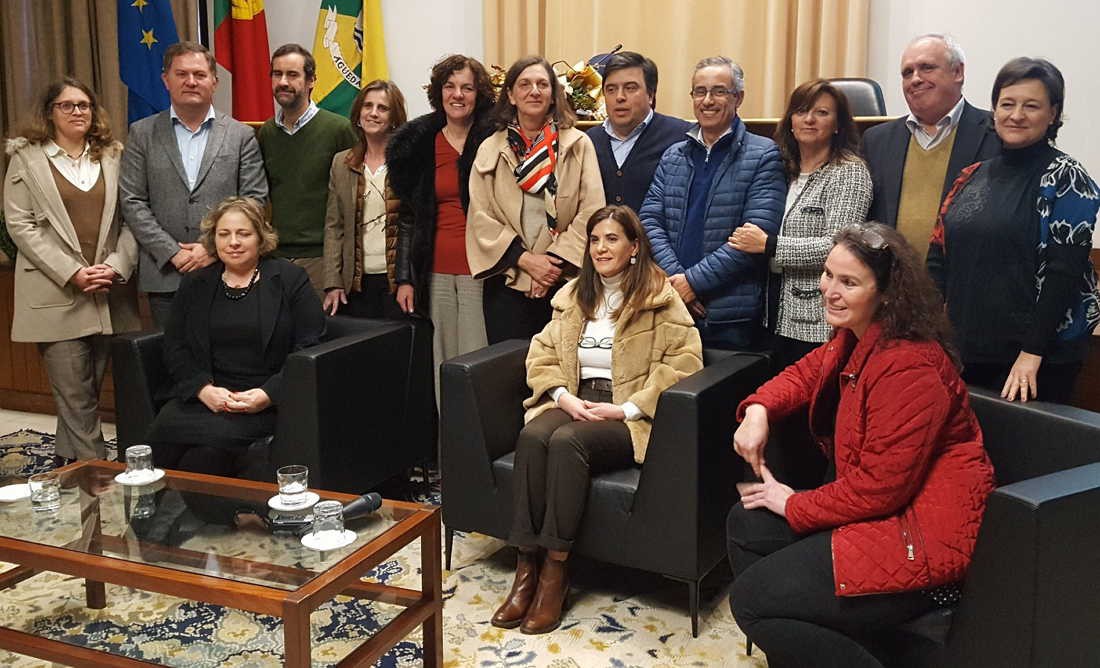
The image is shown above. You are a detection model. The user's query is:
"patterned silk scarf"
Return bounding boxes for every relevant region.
[507,120,559,231]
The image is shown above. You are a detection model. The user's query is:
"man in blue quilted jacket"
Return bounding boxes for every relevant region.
[640,56,785,349]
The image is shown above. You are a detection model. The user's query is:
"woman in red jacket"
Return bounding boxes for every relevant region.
[727,222,995,668]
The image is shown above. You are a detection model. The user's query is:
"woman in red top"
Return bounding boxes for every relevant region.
[727,223,995,668]
[387,55,496,399]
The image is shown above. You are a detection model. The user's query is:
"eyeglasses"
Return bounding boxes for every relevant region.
[578,336,613,350]
[846,223,889,251]
[690,87,734,100]
[53,101,91,114]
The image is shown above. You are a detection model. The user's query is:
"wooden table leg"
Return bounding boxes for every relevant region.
[79,490,107,609]
[421,512,443,668]
[85,580,106,609]
[283,603,311,667]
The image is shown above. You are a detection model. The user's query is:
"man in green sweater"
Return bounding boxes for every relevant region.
[258,43,357,295]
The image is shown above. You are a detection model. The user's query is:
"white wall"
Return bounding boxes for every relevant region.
[214,0,483,118]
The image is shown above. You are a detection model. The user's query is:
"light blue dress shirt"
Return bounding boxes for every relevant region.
[602,108,654,168]
[274,100,319,135]
[169,105,217,191]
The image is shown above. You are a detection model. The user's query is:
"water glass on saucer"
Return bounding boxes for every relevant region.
[124,445,154,482]
[276,465,309,508]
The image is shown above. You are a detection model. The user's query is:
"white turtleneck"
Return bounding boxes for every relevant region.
[550,273,642,421]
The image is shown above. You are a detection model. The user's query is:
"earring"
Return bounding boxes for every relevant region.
[629,255,637,265]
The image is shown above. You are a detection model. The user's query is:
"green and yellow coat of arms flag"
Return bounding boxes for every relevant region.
[312,0,389,116]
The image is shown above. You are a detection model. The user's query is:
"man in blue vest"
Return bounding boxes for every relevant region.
[641,56,785,349]
[586,51,690,214]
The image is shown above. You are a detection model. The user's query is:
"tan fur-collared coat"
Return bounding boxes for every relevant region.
[523,277,703,463]
[4,137,139,342]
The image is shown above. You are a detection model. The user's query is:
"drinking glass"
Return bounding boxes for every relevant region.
[310,500,345,543]
[124,445,154,481]
[28,471,61,512]
[276,465,309,507]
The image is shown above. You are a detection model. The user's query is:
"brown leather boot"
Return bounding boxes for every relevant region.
[491,548,540,628]
[520,550,569,634]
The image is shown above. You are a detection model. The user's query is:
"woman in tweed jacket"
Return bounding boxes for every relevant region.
[729,79,871,371]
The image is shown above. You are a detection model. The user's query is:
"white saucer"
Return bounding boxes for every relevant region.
[114,469,165,486]
[268,491,320,512]
[0,483,31,502]
[300,529,357,551]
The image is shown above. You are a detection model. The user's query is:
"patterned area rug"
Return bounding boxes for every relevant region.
[0,429,765,667]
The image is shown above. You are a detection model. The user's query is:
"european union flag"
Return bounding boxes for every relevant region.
[118,0,180,124]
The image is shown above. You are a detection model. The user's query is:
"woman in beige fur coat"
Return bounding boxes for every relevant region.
[4,78,139,462]
[491,205,702,635]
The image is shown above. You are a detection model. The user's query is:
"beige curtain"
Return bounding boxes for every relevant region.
[483,0,869,120]
[0,0,199,180]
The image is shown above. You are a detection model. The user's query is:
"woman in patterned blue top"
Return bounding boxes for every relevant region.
[928,57,1100,404]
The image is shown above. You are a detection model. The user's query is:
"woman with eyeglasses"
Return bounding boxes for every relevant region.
[467,55,606,344]
[492,205,702,634]
[386,55,496,399]
[321,79,407,317]
[728,79,871,371]
[4,77,140,463]
[726,223,994,668]
[928,58,1100,404]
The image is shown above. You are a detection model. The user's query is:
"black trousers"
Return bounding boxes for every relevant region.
[962,360,1082,405]
[146,292,175,330]
[483,274,554,344]
[726,504,934,668]
[510,389,635,552]
[343,273,403,319]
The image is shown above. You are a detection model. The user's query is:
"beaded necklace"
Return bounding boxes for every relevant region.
[222,266,260,301]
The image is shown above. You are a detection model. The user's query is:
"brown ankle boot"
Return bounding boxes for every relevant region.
[491,548,540,628]
[520,550,569,634]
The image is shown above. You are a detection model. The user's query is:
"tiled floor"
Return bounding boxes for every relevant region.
[0,408,115,441]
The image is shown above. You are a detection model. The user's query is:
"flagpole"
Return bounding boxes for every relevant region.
[197,0,210,47]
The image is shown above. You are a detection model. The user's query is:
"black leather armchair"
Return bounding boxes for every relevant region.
[871,388,1100,667]
[440,339,771,637]
[111,316,436,494]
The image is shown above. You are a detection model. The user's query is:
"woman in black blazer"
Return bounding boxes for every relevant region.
[146,197,324,487]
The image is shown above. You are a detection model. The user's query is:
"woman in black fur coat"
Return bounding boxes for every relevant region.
[387,54,495,398]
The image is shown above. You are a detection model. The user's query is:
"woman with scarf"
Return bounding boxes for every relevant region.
[467,55,606,343]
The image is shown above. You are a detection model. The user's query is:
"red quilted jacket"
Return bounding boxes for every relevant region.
[738,323,995,596]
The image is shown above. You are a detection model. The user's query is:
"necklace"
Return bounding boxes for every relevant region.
[442,124,468,152]
[222,266,260,301]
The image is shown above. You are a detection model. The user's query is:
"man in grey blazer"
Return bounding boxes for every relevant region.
[120,41,268,327]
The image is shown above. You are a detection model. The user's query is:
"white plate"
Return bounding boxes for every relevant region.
[268,491,320,512]
[113,468,165,486]
[0,483,31,502]
[300,529,357,551]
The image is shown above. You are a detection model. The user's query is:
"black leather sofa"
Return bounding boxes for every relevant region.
[111,316,436,494]
[863,387,1100,667]
[439,339,772,637]
[906,389,1100,664]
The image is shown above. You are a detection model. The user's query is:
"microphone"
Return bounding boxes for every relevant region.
[342,492,383,520]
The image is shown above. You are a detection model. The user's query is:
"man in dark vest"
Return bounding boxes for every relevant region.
[862,33,1000,262]
[587,51,690,213]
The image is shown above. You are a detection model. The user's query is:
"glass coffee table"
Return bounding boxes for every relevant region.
[0,460,443,667]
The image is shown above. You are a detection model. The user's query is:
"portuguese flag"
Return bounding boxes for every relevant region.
[312,0,388,116]
[213,0,273,123]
